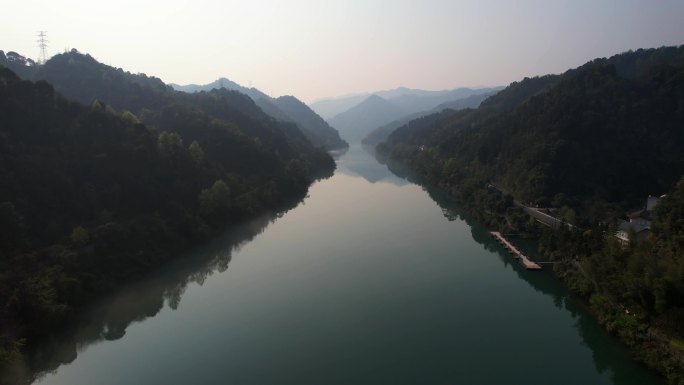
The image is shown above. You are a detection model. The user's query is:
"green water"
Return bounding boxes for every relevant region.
[29,146,662,385]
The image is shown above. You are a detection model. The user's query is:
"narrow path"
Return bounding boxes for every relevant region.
[490,231,542,270]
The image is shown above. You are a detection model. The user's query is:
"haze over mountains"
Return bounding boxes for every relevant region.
[173,78,502,147]
[322,87,501,143]
[310,87,501,118]
[362,92,497,147]
[171,78,347,151]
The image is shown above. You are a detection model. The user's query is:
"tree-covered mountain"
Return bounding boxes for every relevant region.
[0,51,36,79]
[170,78,348,150]
[268,95,348,150]
[170,77,271,100]
[379,46,684,214]
[0,51,336,379]
[327,87,501,144]
[1,49,335,175]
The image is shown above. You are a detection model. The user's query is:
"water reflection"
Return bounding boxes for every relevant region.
[407,176,663,384]
[23,145,663,385]
[21,206,299,384]
[336,145,408,186]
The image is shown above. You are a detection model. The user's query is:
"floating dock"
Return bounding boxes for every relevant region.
[490,231,542,270]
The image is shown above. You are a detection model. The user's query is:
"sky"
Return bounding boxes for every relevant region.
[2,0,684,103]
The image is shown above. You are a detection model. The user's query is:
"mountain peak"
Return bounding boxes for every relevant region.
[362,94,388,104]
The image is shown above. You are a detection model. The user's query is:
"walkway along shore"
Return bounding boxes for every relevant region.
[490,231,542,270]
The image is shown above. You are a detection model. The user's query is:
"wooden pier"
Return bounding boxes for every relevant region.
[490,231,542,270]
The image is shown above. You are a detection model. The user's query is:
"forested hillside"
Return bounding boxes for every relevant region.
[1,49,340,160]
[0,53,334,378]
[269,95,348,151]
[171,77,348,150]
[379,46,684,215]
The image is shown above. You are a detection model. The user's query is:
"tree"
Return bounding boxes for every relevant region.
[188,140,205,164]
[157,131,184,157]
[199,180,231,219]
[121,110,140,124]
[558,206,577,225]
[70,226,90,246]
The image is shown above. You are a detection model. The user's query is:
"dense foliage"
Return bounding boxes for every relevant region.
[1,49,334,175]
[171,77,348,150]
[268,95,348,151]
[379,46,684,213]
[377,45,684,383]
[538,178,684,384]
[0,53,334,380]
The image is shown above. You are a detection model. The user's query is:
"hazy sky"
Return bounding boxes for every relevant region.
[3,0,683,102]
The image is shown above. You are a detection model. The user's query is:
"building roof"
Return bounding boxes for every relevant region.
[618,220,649,234]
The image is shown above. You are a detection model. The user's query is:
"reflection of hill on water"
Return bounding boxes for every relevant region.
[19,199,303,384]
[336,145,409,186]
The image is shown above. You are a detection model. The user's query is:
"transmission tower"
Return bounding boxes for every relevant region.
[37,31,48,64]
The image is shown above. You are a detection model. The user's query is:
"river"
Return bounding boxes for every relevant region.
[29,145,662,385]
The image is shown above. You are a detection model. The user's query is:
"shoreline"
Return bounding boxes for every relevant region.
[378,154,681,384]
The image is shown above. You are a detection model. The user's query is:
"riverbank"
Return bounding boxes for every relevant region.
[26,146,663,385]
[378,152,683,385]
[0,174,328,385]
[546,236,684,385]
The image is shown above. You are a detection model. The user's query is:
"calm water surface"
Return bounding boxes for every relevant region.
[32,146,662,384]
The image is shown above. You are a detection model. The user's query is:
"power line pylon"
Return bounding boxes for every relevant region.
[37,31,48,64]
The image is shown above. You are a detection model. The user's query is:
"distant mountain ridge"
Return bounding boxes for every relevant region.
[171,78,271,102]
[327,94,405,143]
[171,79,348,150]
[310,86,502,120]
[327,87,502,144]
[362,92,496,147]
[309,93,375,120]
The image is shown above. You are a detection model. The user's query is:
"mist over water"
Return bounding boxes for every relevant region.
[32,146,662,385]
